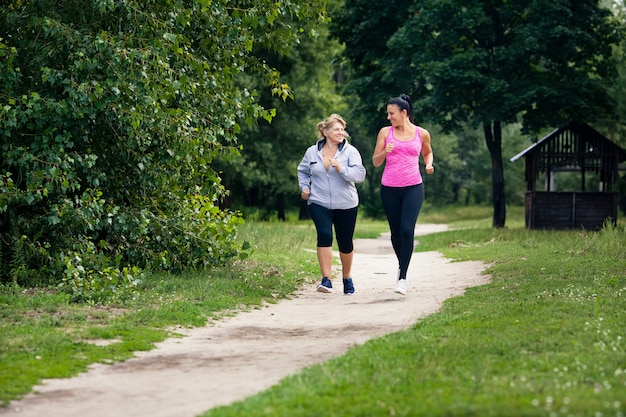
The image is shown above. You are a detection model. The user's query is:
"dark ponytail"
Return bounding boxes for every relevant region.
[388,94,414,122]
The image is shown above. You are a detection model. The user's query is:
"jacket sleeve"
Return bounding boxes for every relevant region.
[339,145,366,184]
[297,148,313,191]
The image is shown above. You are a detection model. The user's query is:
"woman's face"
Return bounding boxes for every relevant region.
[325,122,346,144]
[386,104,405,126]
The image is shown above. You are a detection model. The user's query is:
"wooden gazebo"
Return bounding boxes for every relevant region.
[510,121,626,230]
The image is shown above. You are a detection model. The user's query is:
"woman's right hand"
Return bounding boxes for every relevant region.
[301,188,310,200]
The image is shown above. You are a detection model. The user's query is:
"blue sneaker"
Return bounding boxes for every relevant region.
[317,277,333,293]
[343,278,355,295]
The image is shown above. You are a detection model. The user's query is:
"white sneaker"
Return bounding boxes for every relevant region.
[395,279,406,295]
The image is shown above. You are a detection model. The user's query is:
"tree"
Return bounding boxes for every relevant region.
[216,15,349,221]
[334,0,623,227]
[328,0,418,217]
[330,0,414,136]
[598,0,626,147]
[0,0,326,298]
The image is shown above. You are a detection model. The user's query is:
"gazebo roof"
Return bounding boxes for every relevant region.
[511,121,626,166]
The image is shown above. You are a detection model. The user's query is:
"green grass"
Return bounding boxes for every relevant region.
[418,202,526,229]
[200,213,626,417]
[0,221,319,406]
[2,205,625,417]
[353,204,525,239]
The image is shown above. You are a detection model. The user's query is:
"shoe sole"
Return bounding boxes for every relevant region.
[317,285,333,293]
[394,287,406,295]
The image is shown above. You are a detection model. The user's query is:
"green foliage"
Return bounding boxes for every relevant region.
[57,254,142,304]
[329,0,413,135]
[0,1,327,298]
[332,0,624,226]
[598,0,626,146]
[384,0,622,133]
[217,5,349,220]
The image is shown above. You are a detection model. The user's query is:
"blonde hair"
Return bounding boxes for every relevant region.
[317,114,346,138]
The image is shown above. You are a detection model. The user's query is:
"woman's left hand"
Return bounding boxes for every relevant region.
[426,164,435,174]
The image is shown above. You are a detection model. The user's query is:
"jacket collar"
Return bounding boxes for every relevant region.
[317,138,346,151]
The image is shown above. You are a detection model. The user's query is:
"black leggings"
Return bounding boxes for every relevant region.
[380,183,424,280]
[308,204,358,253]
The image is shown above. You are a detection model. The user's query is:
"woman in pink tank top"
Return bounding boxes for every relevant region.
[372,94,435,295]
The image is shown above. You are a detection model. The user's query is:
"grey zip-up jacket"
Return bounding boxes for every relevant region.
[297,138,366,210]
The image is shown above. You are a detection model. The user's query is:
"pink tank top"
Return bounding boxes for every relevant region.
[381,126,423,187]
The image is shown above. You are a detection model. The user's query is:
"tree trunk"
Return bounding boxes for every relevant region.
[276,193,286,221]
[299,200,310,220]
[483,121,506,228]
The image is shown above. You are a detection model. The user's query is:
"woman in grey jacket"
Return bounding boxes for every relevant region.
[297,114,366,294]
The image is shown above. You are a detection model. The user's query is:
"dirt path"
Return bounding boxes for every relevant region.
[3,224,490,417]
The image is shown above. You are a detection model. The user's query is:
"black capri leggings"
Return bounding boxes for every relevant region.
[308,203,358,253]
[380,183,425,281]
